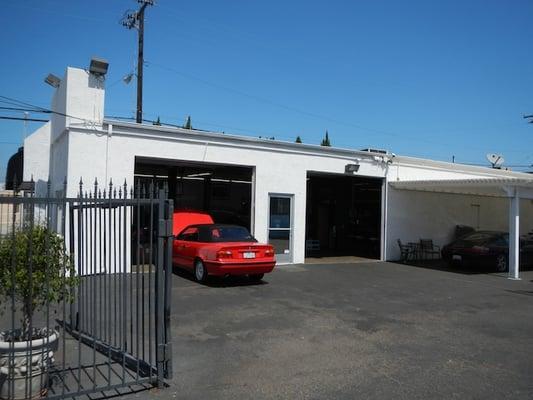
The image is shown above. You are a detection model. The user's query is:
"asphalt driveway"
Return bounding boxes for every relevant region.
[143,262,533,400]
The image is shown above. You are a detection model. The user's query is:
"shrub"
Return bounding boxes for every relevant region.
[0,226,78,341]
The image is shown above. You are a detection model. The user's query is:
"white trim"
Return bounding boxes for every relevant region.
[390,178,533,198]
[267,193,294,265]
[508,191,521,280]
[103,120,377,161]
[393,156,533,179]
[381,177,388,261]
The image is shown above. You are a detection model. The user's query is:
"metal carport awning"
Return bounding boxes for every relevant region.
[390,177,533,280]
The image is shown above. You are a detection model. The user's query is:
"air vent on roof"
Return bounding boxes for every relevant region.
[360,148,389,155]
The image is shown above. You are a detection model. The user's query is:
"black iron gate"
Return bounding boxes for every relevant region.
[0,179,173,399]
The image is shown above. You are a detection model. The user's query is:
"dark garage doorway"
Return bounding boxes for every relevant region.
[134,157,253,230]
[306,172,383,259]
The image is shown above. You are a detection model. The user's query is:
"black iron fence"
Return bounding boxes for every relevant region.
[0,179,173,399]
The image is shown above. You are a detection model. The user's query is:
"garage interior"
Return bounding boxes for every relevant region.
[306,173,383,259]
[134,157,253,230]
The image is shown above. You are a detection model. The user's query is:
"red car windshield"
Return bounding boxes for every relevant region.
[178,225,257,243]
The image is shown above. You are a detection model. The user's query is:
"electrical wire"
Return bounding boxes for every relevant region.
[0,95,89,122]
[0,106,51,113]
[144,62,498,149]
[0,116,49,122]
[0,96,49,113]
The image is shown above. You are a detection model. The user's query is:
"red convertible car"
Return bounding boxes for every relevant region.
[172,211,276,282]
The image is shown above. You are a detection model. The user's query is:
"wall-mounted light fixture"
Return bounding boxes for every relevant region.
[345,162,360,174]
[44,73,61,88]
[89,57,109,76]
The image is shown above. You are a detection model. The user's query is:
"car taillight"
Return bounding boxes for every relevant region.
[471,246,489,254]
[217,250,233,259]
[265,248,274,256]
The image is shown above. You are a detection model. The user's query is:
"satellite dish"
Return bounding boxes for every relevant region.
[486,153,505,169]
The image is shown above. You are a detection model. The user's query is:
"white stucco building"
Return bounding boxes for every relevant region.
[23,66,533,277]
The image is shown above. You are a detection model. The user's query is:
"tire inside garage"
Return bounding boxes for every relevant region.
[306,172,383,259]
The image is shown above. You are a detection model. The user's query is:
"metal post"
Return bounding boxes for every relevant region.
[508,190,520,280]
[164,198,174,379]
[155,190,164,385]
[136,5,145,123]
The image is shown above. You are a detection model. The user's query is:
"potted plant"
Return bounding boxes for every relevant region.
[0,226,77,399]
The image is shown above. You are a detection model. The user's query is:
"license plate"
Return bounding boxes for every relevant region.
[243,252,256,259]
[452,255,462,261]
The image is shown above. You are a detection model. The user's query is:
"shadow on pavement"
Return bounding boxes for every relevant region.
[399,259,533,276]
[172,266,268,288]
[505,289,533,296]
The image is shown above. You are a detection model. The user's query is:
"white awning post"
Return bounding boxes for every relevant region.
[508,189,520,280]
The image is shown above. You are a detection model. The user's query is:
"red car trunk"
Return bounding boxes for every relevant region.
[216,244,275,260]
[173,210,214,236]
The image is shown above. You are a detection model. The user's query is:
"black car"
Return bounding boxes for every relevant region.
[441,231,533,272]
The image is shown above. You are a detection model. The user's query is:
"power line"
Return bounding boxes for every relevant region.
[146,62,533,157]
[0,116,49,122]
[0,95,88,122]
[0,96,48,113]
[144,62,475,148]
[0,106,51,113]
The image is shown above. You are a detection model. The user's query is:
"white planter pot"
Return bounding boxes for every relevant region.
[0,329,58,400]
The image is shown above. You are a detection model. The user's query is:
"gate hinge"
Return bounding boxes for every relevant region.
[158,219,173,238]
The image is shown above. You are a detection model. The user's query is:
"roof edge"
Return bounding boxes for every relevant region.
[102,119,380,159]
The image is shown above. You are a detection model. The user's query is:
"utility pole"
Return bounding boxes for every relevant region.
[122,0,155,123]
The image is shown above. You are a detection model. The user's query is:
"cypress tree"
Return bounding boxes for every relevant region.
[320,130,331,146]
[184,116,192,129]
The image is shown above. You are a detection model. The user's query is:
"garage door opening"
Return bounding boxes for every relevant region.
[134,157,253,230]
[306,173,383,259]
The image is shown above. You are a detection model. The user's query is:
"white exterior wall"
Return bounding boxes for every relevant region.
[23,121,51,195]
[25,66,105,195]
[386,188,533,260]
[65,125,387,264]
[385,157,533,261]
[50,67,104,143]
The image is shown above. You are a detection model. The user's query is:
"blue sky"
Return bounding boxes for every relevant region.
[1,0,532,182]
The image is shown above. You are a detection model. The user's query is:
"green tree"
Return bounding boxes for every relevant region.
[184,115,192,130]
[153,116,161,126]
[0,226,77,340]
[295,136,302,143]
[320,130,331,146]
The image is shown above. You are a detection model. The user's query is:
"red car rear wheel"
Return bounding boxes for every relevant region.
[194,259,208,282]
